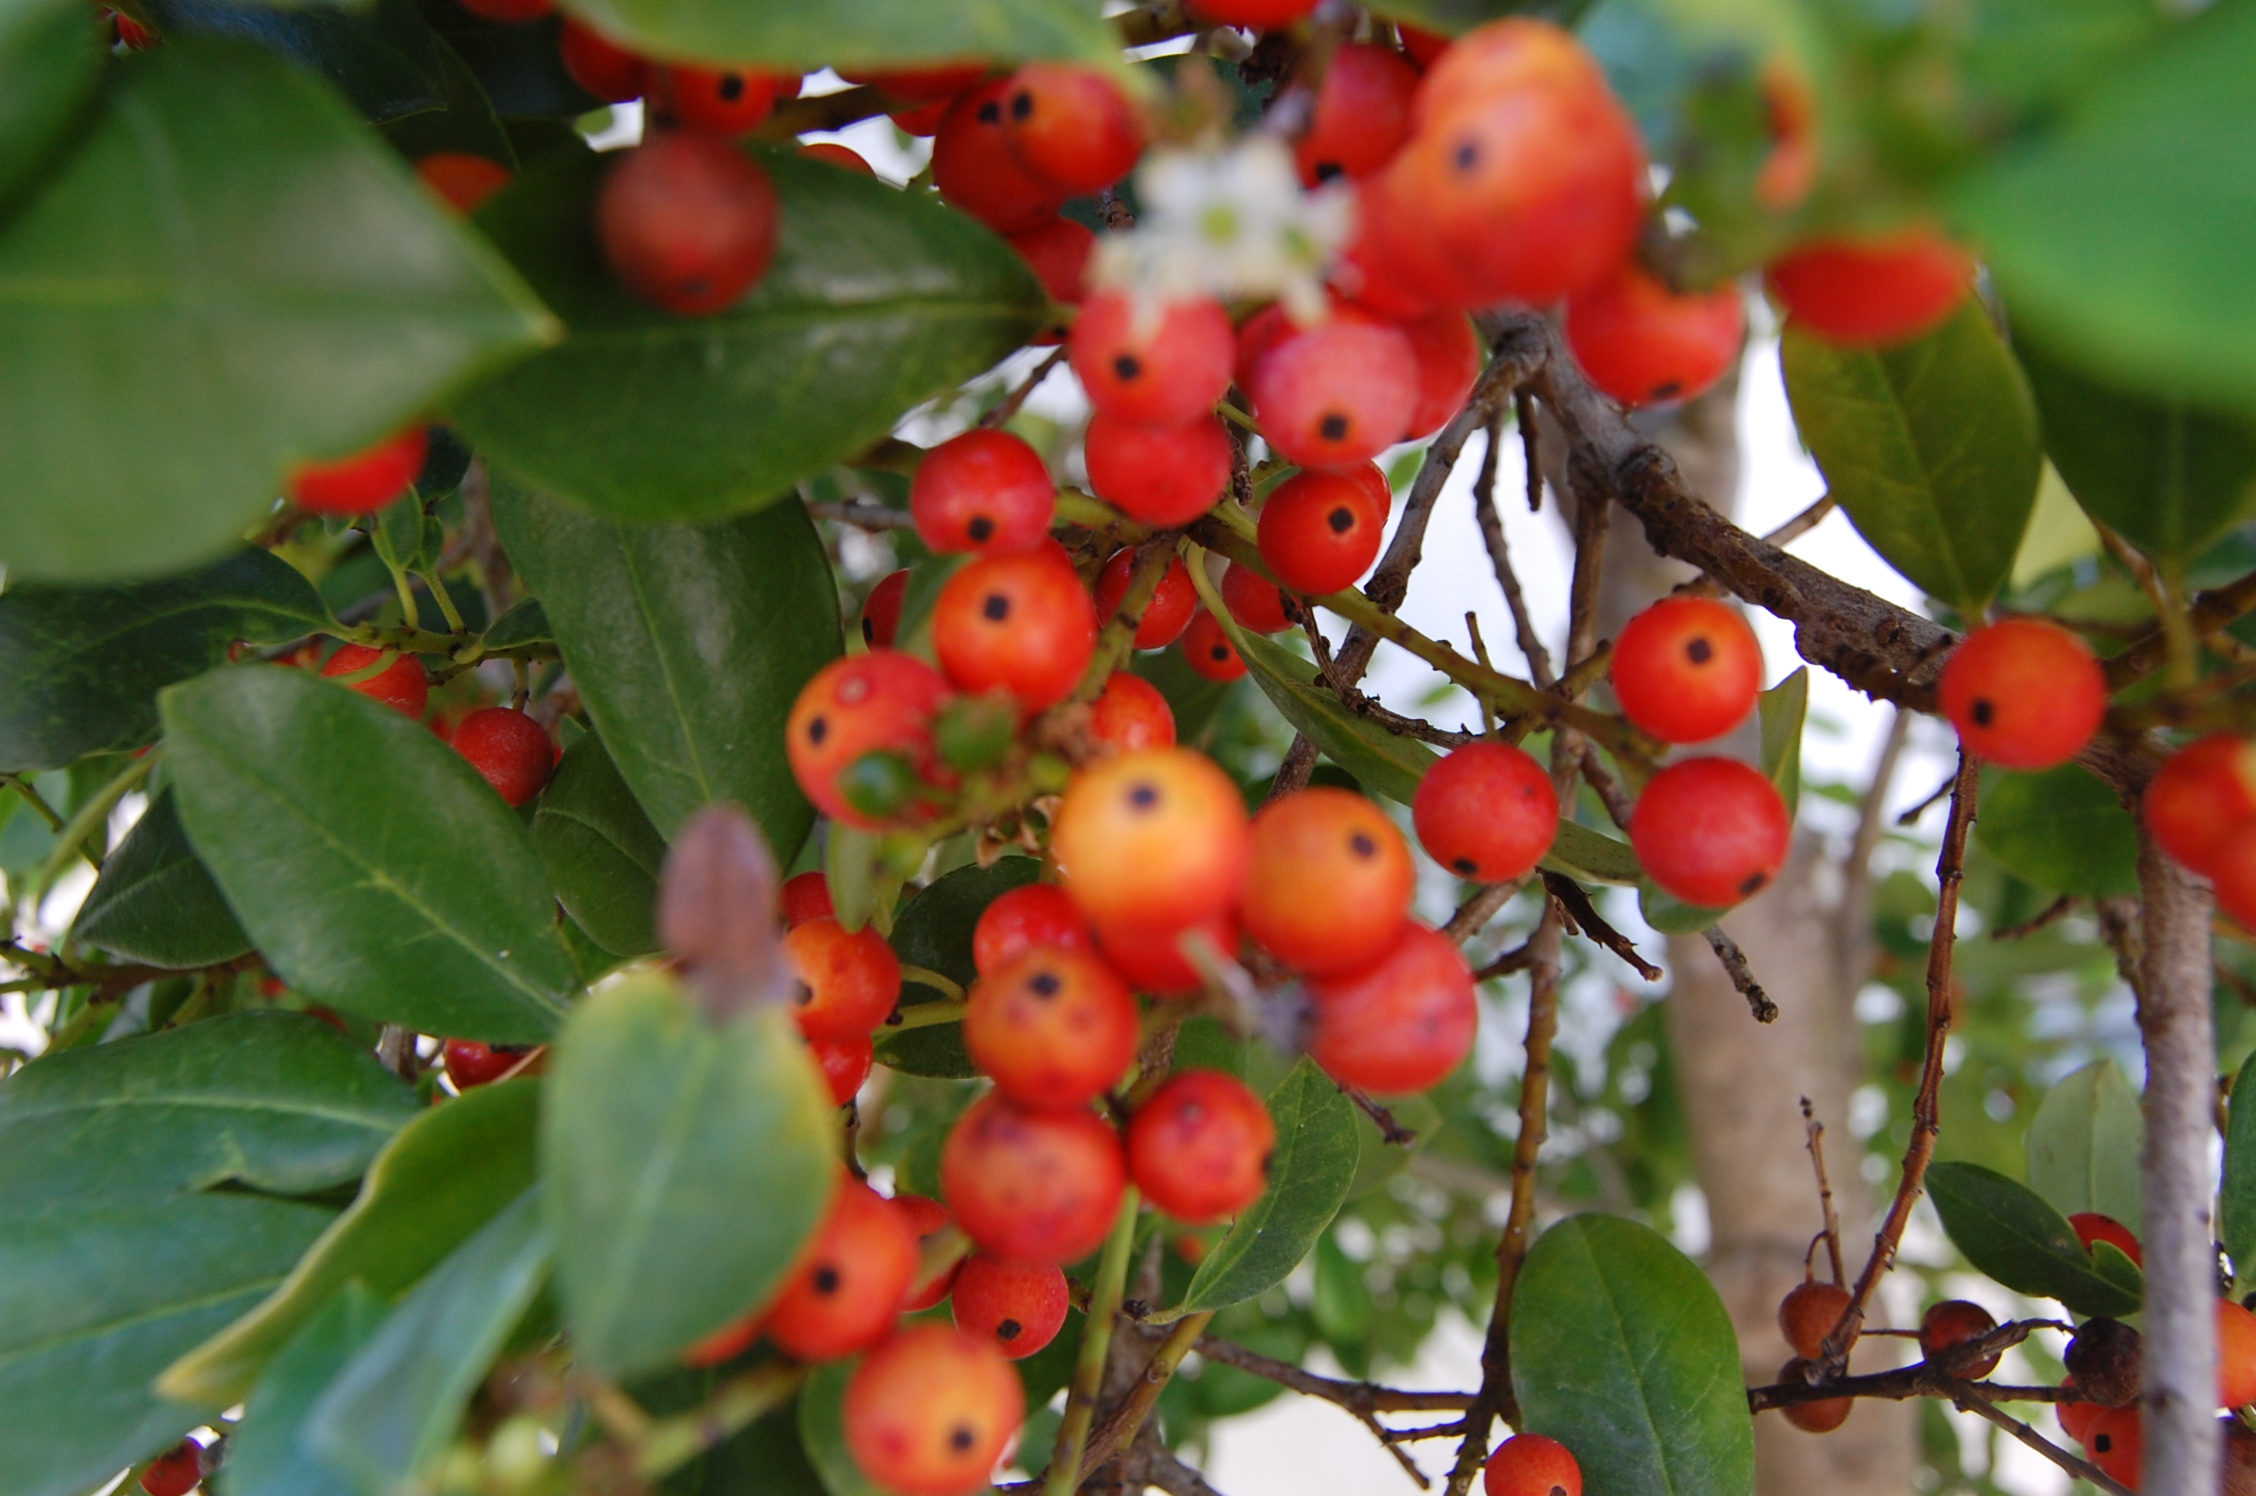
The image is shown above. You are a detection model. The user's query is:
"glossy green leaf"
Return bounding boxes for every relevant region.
[1638,879,1731,936]
[306,1191,551,1493]
[531,730,666,958]
[1926,1160,2141,1316]
[544,976,838,1375]
[418,8,596,120]
[1178,1059,1360,1315]
[481,597,553,651]
[2025,1059,2142,1234]
[0,0,103,209]
[453,150,1045,524]
[1759,666,1807,816]
[225,1283,389,1496]
[1229,624,1436,804]
[1509,1213,1755,1496]
[1974,764,2139,899]
[876,857,1041,1079]
[553,0,1114,73]
[0,1009,417,1208]
[0,1194,335,1496]
[2224,1051,2256,1281]
[1782,301,2042,616]
[1545,819,1643,887]
[71,788,252,967]
[491,475,840,850]
[379,30,516,164]
[162,664,577,1043]
[0,548,327,772]
[161,1076,540,1405]
[146,0,445,124]
[825,822,892,936]
[800,1359,888,1496]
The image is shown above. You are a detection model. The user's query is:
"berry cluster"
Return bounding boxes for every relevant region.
[315,644,556,808]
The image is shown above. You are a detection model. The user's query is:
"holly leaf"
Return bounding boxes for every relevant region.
[551,0,1116,73]
[0,0,103,210]
[1226,623,1436,805]
[71,788,253,968]
[2223,1051,2256,1287]
[799,1358,890,1496]
[225,1283,390,1496]
[1759,666,1807,816]
[531,729,667,959]
[1974,764,2140,899]
[1926,1160,2142,1316]
[2025,1058,2143,1234]
[875,857,1042,1080]
[145,0,447,124]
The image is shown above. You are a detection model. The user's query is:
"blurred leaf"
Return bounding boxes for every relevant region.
[876,858,1041,1079]
[378,30,516,163]
[1178,1059,1360,1315]
[0,38,554,581]
[2026,1059,2142,1235]
[1926,1160,2141,1316]
[0,0,103,209]
[1228,624,1435,804]
[1639,879,1730,935]
[481,597,552,651]
[1974,764,2139,899]
[1547,820,1642,887]
[799,1358,888,1496]
[1951,0,2159,121]
[416,4,596,118]
[1758,666,1807,815]
[162,665,577,1043]
[453,150,1046,524]
[661,1394,826,1496]
[531,729,666,959]
[225,1283,389,1496]
[1509,1213,1755,1496]
[71,788,252,967]
[825,823,892,936]
[2223,1051,2256,1282]
[1312,1234,1375,1349]
[552,0,1115,72]
[146,0,445,123]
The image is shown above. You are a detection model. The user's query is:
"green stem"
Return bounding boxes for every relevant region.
[897,964,965,1003]
[386,557,422,632]
[1043,1188,1142,1496]
[1,776,65,833]
[1074,1310,1216,1477]
[1076,540,1176,702]
[33,750,158,899]
[634,1363,805,1480]
[889,1002,966,1033]
[418,570,467,634]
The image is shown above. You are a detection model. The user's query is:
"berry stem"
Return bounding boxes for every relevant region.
[1077,539,1177,703]
[1075,1310,1217,1478]
[1042,1187,1142,1496]
[632,1361,806,1479]
[29,748,157,901]
[897,964,965,1003]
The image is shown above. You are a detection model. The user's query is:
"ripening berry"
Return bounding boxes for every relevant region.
[1243,788,1414,975]
[1611,596,1764,744]
[2070,1212,2142,1267]
[1411,17,1612,132]
[1190,0,1318,26]
[444,1038,531,1089]
[2223,1299,2256,1408]
[1295,42,1419,186]
[1258,466,1389,595]
[1630,757,1791,908]
[973,883,1093,976]
[415,152,512,214]
[661,66,781,134]
[765,1179,921,1361]
[1221,563,1293,635]
[1084,411,1232,527]
[1247,308,1418,469]
[139,1442,202,1496]
[1053,747,1250,932]
[1094,549,1198,650]
[932,547,1097,710]
[1093,908,1240,997]
[455,0,550,21]
[597,132,778,316]
[1127,1069,1275,1223]
[800,142,875,174]
[964,947,1141,1111]
[1938,618,2106,770]
[1008,216,1097,319]
[1768,227,1975,348]
[1777,1359,1852,1434]
[1400,310,1481,440]
[452,707,553,806]
[1778,1280,1851,1361]
[1565,266,1746,408]
[861,569,911,650]
[321,644,429,719]
[1483,1432,1581,1496]
[2145,735,2256,876]
[952,1254,1071,1359]
[1003,63,1145,196]
[893,1193,961,1311]
[559,18,645,103]
[1307,923,1477,1093]
[842,1326,1025,1496]
[1091,671,1178,753]
[1919,1299,2000,1377]
[1070,290,1236,428]
[1180,610,1246,682]
[289,427,428,514]
[810,1033,874,1107]
[941,1092,1126,1263]
[787,652,952,829]
[2083,1405,2141,1486]
[1413,741,1558,883]
[912,428,1056,556]
[933,78,1062,233]
[785,917,903,1041]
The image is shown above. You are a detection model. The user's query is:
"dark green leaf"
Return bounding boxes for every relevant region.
[0,1194,335,1496]
[146,0,445,124]
[531,729,666,958]
[1509,1213,1755,1496]
[161,1075,540,1405]
[1925,1160,2141,1316]
[453,151,1045,524]
[1974,764,2139,899]
[553,0,1115,73]
[1228,623,1435,804]
[0,548,328,772]
[481,597,553,651]
[71,788,252,967]
[418,6,598,119]
[0,1009,418,1208]
[1759,666,1807,816]
[225,1283,389,1496]
[1345,1090,1439,1201]
[662,1395,827,1496]
[0,38,555,581]
[378,31,516,164]
[2224,1051,2256,1282]
[2025,1058,2142,1234]
[0,0,103,209]
[1547,819,1641,887]
[491,475,840,850]
[162,664,577,1043]
[1782,301,2042,616]
[1178,1058,1360,1315]
[544,977,838,1375]
[875,857,1041,1079]
[1638,879,1731,936]
[800,1358,888,1496]
[1950,0,2160,121]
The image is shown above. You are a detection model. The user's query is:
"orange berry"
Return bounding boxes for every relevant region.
[809,1033,874,1107]
[1413,741,1558,883]
[2069,1212,2143,1266]
[1630,757,1790,908]
[785,917,902,1041]
[1411,17,1613,134]
[2221,1298,2256,1409]
[765,1179,920,1361]
[596,132,778,316]
[1002,62,1145,197]
[932,546,1097,710]
[1069,290,1235,429]
[1092,909,1240,998]
[799,142,875,174]
[861,569,911,650]
[786,652,952,828]
[964,947,1141,1111]
[1220,562,1294,635]
[1258,466,1389,595]
[1768,226,1974,348]
[1918,1299,2000,1377]
[2083,1404,2141,1486]
[973,883,1094,977]
[1307,923,1477,1093]
[781,870,836,928]
[452,706,553,806]
[1611,596,1764,744]
[941,1092,1126,1264]
[321,643,428,719]
[1053,748,1251,933]
[414,152,512,214]
[289,427,428,515]
[1126,1069,1275,1224]
[1938,618,2106,770]
[1180,610,1246,682]
[1093,548,1197,650]
[1565,265,1746,408]
[951,1254,1070,1359]
[1483,1431,1581,1496]
[842,1326,1025,1496]
[1778,1358,1851,1433]
[1090,671,1178,753]
[558,18,645,103]
[1242,787,1414,975]
[911,428,1055,557]
[892,1194,962,1312]
[1294,42,1419,187]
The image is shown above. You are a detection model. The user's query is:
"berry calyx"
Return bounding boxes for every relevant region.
[1126,1069,1275,1224]
[443,1038,532,1089]
[414,152,513,214]
[1918,1299,2000,1377]
[785,916,903,1041]
[861,569,911,650]
[451,706,553,806]
[764,1178,921,1362]
[787,652,952,829]
[139,1442,203,1496]
[1258,466,1389,595]
[911,428,1056,556]
[289,427,429,514]
[1777,1358,1852,1433]
[1242,787,1414,975]
[963,947,1141,1111]
[951,1254,1071,1359]
[1002,63,1145,196]
[941,1092,1126,1264]
[1053,747,1250,933]
[2069,1212,2143,1267]
[1084,411,1232,527]
[2144,735,2256,876]
[1767,226,1975,348]
[1307,923,1478,1094]
[321,644,430,719]
[1245,307,1418,469]
[1778,1279,1851,1361]
[1091,671,1178,752]
[661,66,782,135]
[1610,596,1764,743]
[1295,42,1419,186]
[842,1326,1025,1496]
[810,1033,874,1107]
[1565,265,1746,408]
[558,19,645,103]
[932,546,1098,711]
[1483,1432,1581,1496]
[892,1194,962,1311]
[1094,548,1198,649]
[1220,563,1293,635]
[1069,290,1235,428]
[972,883,1093,976]
[1630,757,1791,908]
[1413,741,1558,883]
[933,78,1062,234]
[597,132,779,316]
[1938,618,2106,771]
[1180,611,1246,682]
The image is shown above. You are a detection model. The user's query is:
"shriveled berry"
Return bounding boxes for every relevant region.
[1243,787,1414,975]
[787,652,952,829]
[1003,62,1144,196]
[415,152,512,214]
[289,427,428,514]
[933,78,1062,233]
[139,1442,203,1496]
[1400,310,1481,439]
[973,883,1093,976]
[1070,290,1235,428]
[861,569,911,649]
[799,142,875,173]
[1938,618,2106,770]
[1566,265,1746,407]
[941,1092,1126,1263]
[964,947,1140,1111]
[912,428,1056,556]
[1307,923,1477,1093]
[661,66,781,135]
[810,1033,874,1107]
[1246,307,1418,469]
[1180,611,1246,682]
[597,133,778,316]
[444,1038,531,1089]
[1221,563,1293,634]
[1768,226,1974,348]
[559,18,645,103]
[785,916,903,1041]
[2070,1212,2143,1267]
[452,707,553,806]
[2064,1317,2142,1408]
[1413,742,1558,883]
[1919,1299,2000,1377]
[1093,908,1239,997]
[1053,747,1250,932]
[765,1179,920,1361]
[321,644,429,719]
[1295,42,1418,186]
[1611,596,1764,744]
[892,1193,962,1311]
[1778,1358,1852,1434]
[1085,411,1232,527]
[951,1254,1070,1359]
[1483,1432,1581,1496]
[1127,1069,1275,1223]
[2145,735,2256,877]
[842,1326,1025,1496]
[1630,757,1791,908]
[2082,1405,2141,1486]
[932,547,1097,710]
[1778,1279,1851,1361]
[1091,671,1177,753]
[1258,466,1388,594]
[1094,548,1198,649]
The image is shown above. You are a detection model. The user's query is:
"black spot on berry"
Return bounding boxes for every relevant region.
[968,515,995,542]
[950,1425,977,1452]
[808,715,828,745]
[1453,139,1479,172]
[998,1318,1023,1340]
[977,100,1002,124]
[1327,506,1355,534]
[813,1265,840,1294]
[1453,857,1478,875]
[1210,644,1231,662]
[1010,90,1033,120]
[1030,971,1061,998]
[1971,698,1994,727]
[1319,413,1350,441]
[1686,637,1713,664]
[1113,352,1143,383]
[793,982,814,1007]
[983,593,1010,622]
[718,73,744,101]
[2095,1432,2114,1454]
[1740,871,1769,895]
[1314,161,1344,183]
[861,618,875,645]
[1350,832,1376,858]
[1652,380,1682,401]
[1128,782,1159,809]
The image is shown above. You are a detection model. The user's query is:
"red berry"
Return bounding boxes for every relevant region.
[1919,1299,2000,1377]
[1413,741,1558,882]
[661,66,781,135]
[1938,617,2106,770]
[1768,226,1974,347]
[1220,563,1293,634]
[1054,747,1250,933]
[1247,307,1418,470]
[2069,1212,2143,1267]
[1295,42,1418,186]
[893,1193,961,1311]
[415,152,512,214]
[1093,909,1240,997]
[1610,596,1765,743]
[933,78,1062,233]
[2145,735,2256,877]
[2057,1378,2102,1444]
[1190,0,1317,24]
[911,428,1056,556]
[891,96,956,137]
[1002,63,1145,196]
[139,1442,203,1496]
[1566,265,1745,407]
[597,133,778,316]
[1008,215,1097,311]
[785,917,903,1041]
[442,1038,532,1089]
[452,707,553,806]
[1126,1069,1275,1224]
[1093,548,1198,650]
[1398,24,1450,68]
[951,1254,1070,1359]
[321,643,429,719]
[800,142,876,174]
[932,547,1098,710]
[787,652,952,829]
[1332,184,1446,320]
[1069,290,1235,428]
[843,64,992,103]
[2211,823,2256,930]
[1399,309,1481,440]
[842,1326,1025,1496]
[1090,671,1177,753]
[1778,1279,1851,1360]
[109,9,154,48]
[1243,788,1413,975]
[1084,411,1232,527]
[1411,18,1613,132]
[1630,757,1791,908]
[765,1179,920,1361]
[964,947,1141,1111]
[558,18,645,103]
[1180,610,1246,682]
[289,427,429,514]
[1307,923,1477,1093]
[809,1033,874,1107]
[861,569,911,649]
[455,0,550,21]
[972,883,1094,977]
[1778,1359,1852,1434]
[1483,1432,1581,1496]
[941,1092,1126,1263]
[1257,466,1388,595]
[2083,1405,2141,1485]
[2222,1299,2256,1408]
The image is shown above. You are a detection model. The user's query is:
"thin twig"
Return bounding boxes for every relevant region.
[1190,1337,1474,1413]
[1343,1087,1417,1145]
[1702,926,1778,1023]
[1444,878,1528,944]
[1077,1311,1214,1478]
[1954,1385,2136,1496]
[1538,870,1660,981]
[1474,941,1537,981]
[978,346,1070,430]
[1992,895,2074,941]
[807,500,916,530]
[1801,1098,1846,1287]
